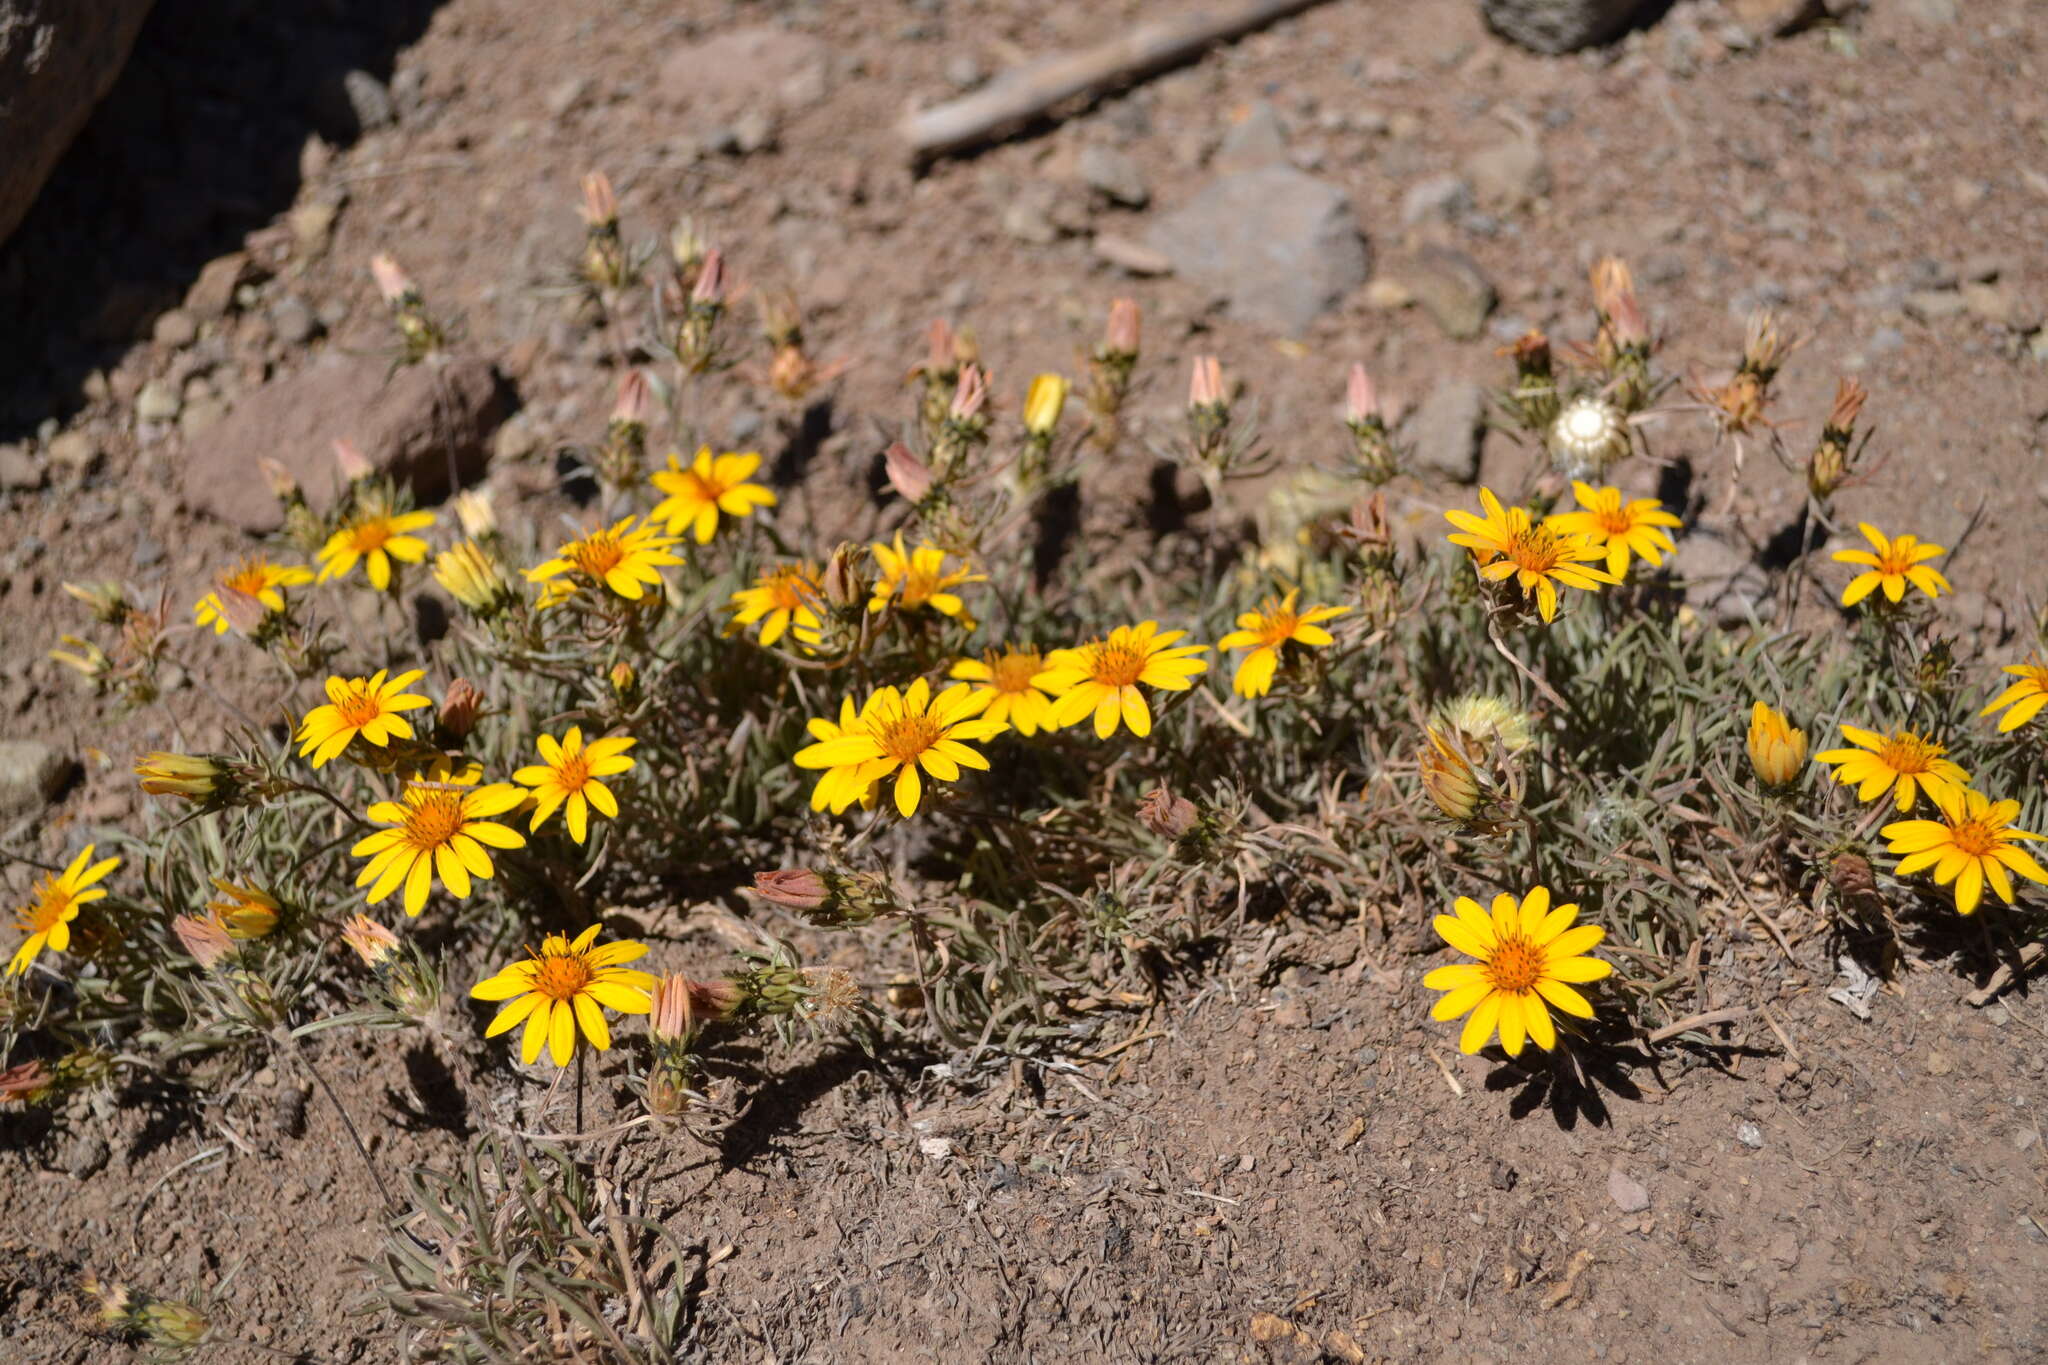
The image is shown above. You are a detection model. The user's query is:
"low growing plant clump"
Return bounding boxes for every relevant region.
[9,178,2045,1359]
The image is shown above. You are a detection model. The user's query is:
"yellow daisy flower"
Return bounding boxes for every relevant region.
[525,516,682,602]
[296,669,432,769]
[728,562,825,649]
[798,698,882,815]
[1544,481,1682,581]
[8,845,119,976]
[512,727,636,844]
[868,533,984,622]
[1444,487,1616,622]
[1883,785,2048,916]
[949,646,1056,736]
[315,507,436,591]
[470,925,655,1067]
[1814,724,1969,812]
[1425,886,1612,1056]
[1216,590,1349,698]
[1831,521,1949,607]
[650,446,777,543]
[1034,621,1210,739]
[793,678,1007,817]
[193,556,315,634]
[349,766,527,917]
[1981,657,2048,733]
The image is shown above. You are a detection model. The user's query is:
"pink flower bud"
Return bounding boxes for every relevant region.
[690,248,725,306]
[1345,363,1380,425]
[173,914,235,969]
[579,170,617,227]
[1188,355,1224,409]
[1105,297,1141,356]
[924,318,956,372]
[331,438,373,482]
[949,364,988,421]
[369,252,414,305]
[648,973,696,1043]
[883,442,933,502]
[751,869,831,911]
[612,369,653,427]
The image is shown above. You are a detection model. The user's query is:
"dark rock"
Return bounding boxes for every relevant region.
[183,354,512,533]
[0,0,155,248]
[1481,0,1650,53]
[1146,166,1370,333]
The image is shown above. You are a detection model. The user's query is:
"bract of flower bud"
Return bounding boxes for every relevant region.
[949,364,989,422]
[751,869,829,912]
[690,248,725,306]
[173,914,236,969]
[884,442,934,502]
[341,914,400,968]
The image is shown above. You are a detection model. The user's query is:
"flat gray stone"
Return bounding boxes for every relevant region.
[1077,143,1150,208]
[0,740,73,820]
[1213,99,1289,173]
[1406,380,1487,483]
[1146,166,1369,333]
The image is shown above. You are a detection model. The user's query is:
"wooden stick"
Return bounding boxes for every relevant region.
[899,0,1335,159]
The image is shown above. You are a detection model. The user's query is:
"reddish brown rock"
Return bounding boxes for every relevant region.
[182,354,512,532]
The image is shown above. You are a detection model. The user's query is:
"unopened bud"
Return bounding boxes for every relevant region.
[0,1061,53,1104]
[1589,256,1635,323]
[612,370,654,429]
[1103,297,1141,358]
[62,580,131,625]
[1188,355,1225,410]
[135,752,226,802]
[332,437,373,483]
[751,869,829,911]
[690,248,725,306]
[340,914,400,968]
[648,973,697,1043]
[822,542,869,609]
[1344,364,1380,427]
[609,660,640,705]
[439,678,484,740]
[140,1299,211,1349]
[579,170,618,228]
[173,914,235,969]
[1137,786,1200,841]
[949,364,988,422]
[433,540,517,617]
[884,441,933,502]
[1023,373,1069,438]
[207,878,280,939]
[453,488,497,539]
[370,252,415,306]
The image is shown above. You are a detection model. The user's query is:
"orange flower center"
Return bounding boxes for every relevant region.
[1947,818,2000,859]
[1483,935,1543,995]
[1506,525,1572,576]
[1592,506,1636,537]
[401,789,469,849]
[1875,732,1943,776]
[17,885,72,935]
[347,519,396,554]
[679,470,726,502]
[1088,639,1148,688]
[1251,606,1301,648]
[873,712,942,764]
[762,566,819,611]
[334,686,386,729]
[552,752,591,793]
[569,532,627,579]
[988,650,1043,695]
[532,953,594,1000]
[222,560,275,596]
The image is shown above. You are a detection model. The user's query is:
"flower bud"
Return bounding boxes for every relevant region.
[370,252,416,306]
[1103,297,1141,358]
[1137,786,1200,841]
[341,914,400,968]
[62,579,132,625]
[453,488,497,539]
[1023,373,1069,437]
[822,542,869,610]
[0,1060,53,1105]
[1418,725,1520,834]
[648,973,697,1044]
[331,437,373,483]
[1745,702,1806,788]
[438,678,485,741]
[140,1298,212,1349]
[608,660,640,706]
[1188,355,1225,411]
[1741,308,1790,382]
[876,443,930,504]
[433,540,518,617]
[579,170,618,229]
[1344,364,1380,428]
[690,248,725,306]
[949,364,988,422]
[135,752,225,802]
[207,878,280,939]
[173,914,235,969]
[750,869,830,912]
[611,369,654,430]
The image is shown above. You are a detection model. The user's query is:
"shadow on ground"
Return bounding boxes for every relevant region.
[0,0,446,438]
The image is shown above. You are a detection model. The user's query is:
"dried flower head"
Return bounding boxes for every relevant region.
[1138,785,1201,841]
